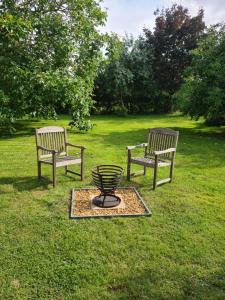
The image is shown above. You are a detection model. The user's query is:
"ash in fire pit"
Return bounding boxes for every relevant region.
[92,165,124,208]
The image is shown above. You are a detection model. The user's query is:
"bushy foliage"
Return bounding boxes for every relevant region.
[0,0,106,131]
[143,4,205,112]
[94,34,133,114]
[176,25,225,125]
[128,37,157,113]
[94,34,156,114]
[94,4,205,115]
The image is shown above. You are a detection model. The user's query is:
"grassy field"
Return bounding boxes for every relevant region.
[0,114,225,300]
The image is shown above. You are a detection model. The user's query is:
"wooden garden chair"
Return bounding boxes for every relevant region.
[35,126,86,187]
[126,128,179,189]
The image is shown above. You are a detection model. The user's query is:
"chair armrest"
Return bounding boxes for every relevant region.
[154,148,176,155]
[66,142,86,150]
[37,145,58,154]
[127,143,148,150]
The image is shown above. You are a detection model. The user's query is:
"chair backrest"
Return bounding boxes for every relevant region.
[35,126,67,159]
[147,128,179,160]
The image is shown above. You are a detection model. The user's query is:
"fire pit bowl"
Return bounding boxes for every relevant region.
[92,165,124,208]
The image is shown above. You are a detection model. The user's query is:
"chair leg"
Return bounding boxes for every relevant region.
[81,161,84,181]
[169,161,174,183]
[38,162,41,179]
[144,166,147,175]
[65,166,68,174]
[52,164,56,187]
[81,150,84,181]
[52,154,56,187]
[127,161,131,181]
[127,150,131,181]
[153,164,158,190]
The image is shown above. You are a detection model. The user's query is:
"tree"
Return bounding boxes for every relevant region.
[129,36,156,113]
[176,25,225,125]
[94,34,156,114]
[0,0,106,131]
[143,4,205,112]
[94,33,133,114]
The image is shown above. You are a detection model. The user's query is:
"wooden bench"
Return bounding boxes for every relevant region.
[126,128,179,189]
[35,126,86,187]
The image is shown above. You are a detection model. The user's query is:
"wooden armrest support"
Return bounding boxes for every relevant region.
[37,146,58,154]
[154,148,176,155]
[66,142,86,150]
[127,143,148,150]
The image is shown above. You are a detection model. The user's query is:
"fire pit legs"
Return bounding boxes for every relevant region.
[92,192,121,208]
[102,194,106,207]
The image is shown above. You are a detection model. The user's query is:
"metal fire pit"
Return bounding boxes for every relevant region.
[92,165,124,208]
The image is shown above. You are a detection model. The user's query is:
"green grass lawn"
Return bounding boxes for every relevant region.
[0,114,225,300]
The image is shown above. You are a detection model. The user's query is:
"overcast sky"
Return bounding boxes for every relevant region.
[101,0,225,37]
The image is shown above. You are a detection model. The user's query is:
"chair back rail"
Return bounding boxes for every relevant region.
[35,126,67,159]
[147,128,179,160]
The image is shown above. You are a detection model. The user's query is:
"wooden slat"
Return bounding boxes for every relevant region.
[46,133,50,154]
[52,132,55,151]
[145,128,179,158]
[56,132,60,152]
[40,156,81,167]
[35,126,85,187]
[150,132,155,154]
[37,126,65,133]
[130,170,145,177]
[147,129,178,159]
[163,134,169,158]
[64,129,68,155]
[37,127,67,159]
[156,178,171,186]
[54,133,57,150]
[128,127,179,189]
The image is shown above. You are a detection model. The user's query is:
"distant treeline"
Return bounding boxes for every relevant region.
[1,2,224,132]
[94,5,225,125]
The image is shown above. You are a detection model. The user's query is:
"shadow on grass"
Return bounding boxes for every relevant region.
[0,118,84,141]
[0,114,224,141]
[0,173,87,193]
[0,176,50,193]
[0,118,224,192]
[109,266,225,299]
[91,123,225,146]
[88,124,225,174]
[91,122,225,147]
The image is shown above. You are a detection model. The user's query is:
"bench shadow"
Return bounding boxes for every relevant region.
[0,176,50,193]
[92,123,225,146]
[109,265,225,299]
[0,116,80,140]
[91,124,225,153]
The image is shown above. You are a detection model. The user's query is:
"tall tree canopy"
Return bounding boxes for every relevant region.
[94,4,205,115]
[176,25,225,125]
[0,0,106,131]
[94,34,133,114]
[94,34,155,114]
[143,4,205,112]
